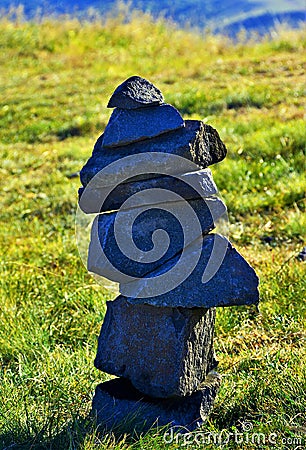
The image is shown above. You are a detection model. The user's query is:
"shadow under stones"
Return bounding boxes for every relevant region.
[55,121,105,141]
[0,414,155,450]
[0,417,90,450]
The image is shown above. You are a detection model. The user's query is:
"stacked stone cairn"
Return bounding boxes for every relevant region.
[78,76,259,433]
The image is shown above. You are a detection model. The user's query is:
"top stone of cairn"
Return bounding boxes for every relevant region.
[107,75,164,109]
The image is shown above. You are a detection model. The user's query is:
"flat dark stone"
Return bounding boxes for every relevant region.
[79,169,218,214]
[102,104,184,148]
[87,197,226,282]
[107,76,164,109]
[79,120,227,189]
[92,373,221,433]
[95,296,217,398]
[120,234,260,307]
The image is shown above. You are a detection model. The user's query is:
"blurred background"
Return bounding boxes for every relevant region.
[1,0,305,35]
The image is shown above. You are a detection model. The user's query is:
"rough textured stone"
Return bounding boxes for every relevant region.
[102,104,184,148]
[79,120,227,189]
[95,296,217,398]
[92,373,221,433]
[107,75,164,109]
[79,168,218,214]
[87,197,226,282]
[120,233,260,307]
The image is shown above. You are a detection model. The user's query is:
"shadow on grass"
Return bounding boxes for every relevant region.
[0,415,147,450]
[0,391,267,449]
[55,120,104,141]
[0,416,90,450]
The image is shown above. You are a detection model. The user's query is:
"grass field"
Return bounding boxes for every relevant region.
[0,9,305,450]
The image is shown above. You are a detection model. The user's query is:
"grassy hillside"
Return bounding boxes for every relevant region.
[0,12,305,450]
[2,0,305,34]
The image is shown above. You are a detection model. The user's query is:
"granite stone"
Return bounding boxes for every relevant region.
[78,168,218,214]
[87,197,226,282]
[95,296,217,398]
[79,120,227,189]
[92,373,221,433]
[102,104,184,148]
[120,233,260,307]
[107,75,164,109]
[78,77,259,433]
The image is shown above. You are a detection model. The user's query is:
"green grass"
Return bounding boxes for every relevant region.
[0,10,305,450]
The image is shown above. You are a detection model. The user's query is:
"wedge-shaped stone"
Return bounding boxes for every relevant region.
[95,296,218,398]
[92,373,221,433]
[87,197,226,282]
[80,120,227,188]
[107,75,164,109]
[102,104,184,148]
[79,168,218,214]
[120,234,259,307]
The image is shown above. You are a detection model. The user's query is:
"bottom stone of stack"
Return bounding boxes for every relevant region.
[92,372,221,433]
